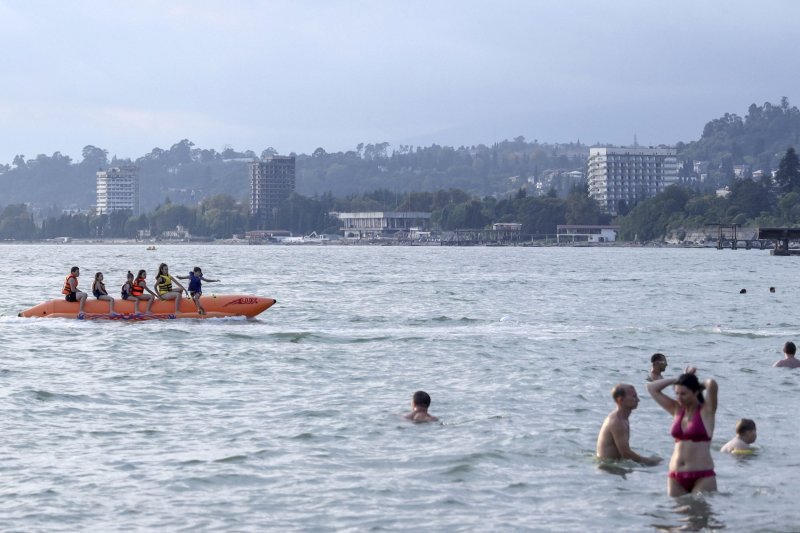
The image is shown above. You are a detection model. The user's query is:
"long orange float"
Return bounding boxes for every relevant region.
[18,294,276,320]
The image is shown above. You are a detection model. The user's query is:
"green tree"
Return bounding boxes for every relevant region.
[775,147,800,194]
[565,184,604,225]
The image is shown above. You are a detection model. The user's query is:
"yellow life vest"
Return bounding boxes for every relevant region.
[156,274,173,295]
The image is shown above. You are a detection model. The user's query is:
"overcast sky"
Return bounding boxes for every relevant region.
[0,1,798,165]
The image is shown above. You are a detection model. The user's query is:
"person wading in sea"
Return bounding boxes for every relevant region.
[647,367,718,496]
[596,384,661,466]
[773,341,800,368]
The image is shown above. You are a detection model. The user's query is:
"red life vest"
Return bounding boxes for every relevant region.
[62,274,77,295]
[131,278,145,297]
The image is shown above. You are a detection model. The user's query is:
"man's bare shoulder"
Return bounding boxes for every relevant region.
[405,412,438,423]
[774,359,800,368]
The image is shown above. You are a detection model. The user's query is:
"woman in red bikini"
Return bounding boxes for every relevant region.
[647,366,718,496]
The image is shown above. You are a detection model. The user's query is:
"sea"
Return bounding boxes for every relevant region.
[1,244,799,532]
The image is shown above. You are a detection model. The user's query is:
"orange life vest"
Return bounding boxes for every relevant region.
[62,274,77,295]
[130,278,145,297]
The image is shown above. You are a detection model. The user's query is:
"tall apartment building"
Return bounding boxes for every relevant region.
[249,156,296,226]
[587,147,678,215]
[96,165,139,215]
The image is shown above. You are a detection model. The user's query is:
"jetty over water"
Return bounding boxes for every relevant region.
[706,223,772,250]
[757,227,800,255]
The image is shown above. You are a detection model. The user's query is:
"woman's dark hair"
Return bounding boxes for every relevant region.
[675,373,705,404]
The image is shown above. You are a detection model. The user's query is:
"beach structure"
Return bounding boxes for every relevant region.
[757,227,800,255]
[587,147,678,215]
[333,211,431,240]
[96,166,139,215]
[249,156,296,227]
[556,225,620,243]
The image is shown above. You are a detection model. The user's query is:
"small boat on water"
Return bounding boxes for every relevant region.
[18,294,276,320]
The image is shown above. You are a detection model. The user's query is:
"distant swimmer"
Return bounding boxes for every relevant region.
[596,384,661,466]
[647,367,718,496]
[720,418,757,454]
[739,289,747,294]
[773,341,800,368]
[647,353,668,382]
[404,391,439,423]
[62,266,87,316]
[770,287,776,293]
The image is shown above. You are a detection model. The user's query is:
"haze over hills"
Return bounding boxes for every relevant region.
[0,98,797,213]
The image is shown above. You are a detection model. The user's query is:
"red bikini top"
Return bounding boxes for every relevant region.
[670,406,710,442]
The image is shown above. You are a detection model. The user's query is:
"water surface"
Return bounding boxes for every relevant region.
[1,244,798,531]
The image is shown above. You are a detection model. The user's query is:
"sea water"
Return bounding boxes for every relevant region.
[1,244,799,531]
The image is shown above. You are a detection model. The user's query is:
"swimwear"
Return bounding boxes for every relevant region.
[65,292,77,302]
[93,290,102,298]
[670,407,711,442]
[668,470,715,492]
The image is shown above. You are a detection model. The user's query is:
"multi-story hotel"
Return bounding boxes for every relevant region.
[96,166,139,215]
[249,156,296,226]
[587,147,678,215]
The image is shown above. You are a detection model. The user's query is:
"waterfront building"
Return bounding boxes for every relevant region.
[96,166,139,215]
[587,147,678,214]
[333,211,431,239]
[249,156,296,227]
[556,224,620,243]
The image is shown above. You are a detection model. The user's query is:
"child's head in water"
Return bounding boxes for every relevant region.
[736,418,757,444]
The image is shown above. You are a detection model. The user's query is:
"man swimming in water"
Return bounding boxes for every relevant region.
[596,384,661,466]
[647,353,668,381]
[404,391,439,423]
[773,341,800,368]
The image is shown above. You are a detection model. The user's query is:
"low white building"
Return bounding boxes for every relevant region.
[556,225,620,243]
[333,211,431,239]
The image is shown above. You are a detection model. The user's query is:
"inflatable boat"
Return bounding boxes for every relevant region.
[18,295,276,320]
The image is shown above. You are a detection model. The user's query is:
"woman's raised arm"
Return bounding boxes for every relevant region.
[646,377,679,415]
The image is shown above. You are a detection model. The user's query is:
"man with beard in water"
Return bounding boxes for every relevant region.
[596,384,661,466]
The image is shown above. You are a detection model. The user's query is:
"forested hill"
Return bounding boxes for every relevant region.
[677,97,800,183]
[1,98,798,213]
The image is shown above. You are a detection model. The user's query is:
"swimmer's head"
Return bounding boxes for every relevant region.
[611,383,639,408]
[739,289,747,294]
[736,418,757,443]
[770,287,776,293]
[784,341,796,356]
[412,390,431,410]
[674,373,705,405]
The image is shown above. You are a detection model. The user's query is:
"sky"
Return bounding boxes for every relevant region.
[0,0,799,165]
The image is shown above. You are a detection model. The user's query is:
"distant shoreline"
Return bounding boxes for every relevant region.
[0,239,738,249]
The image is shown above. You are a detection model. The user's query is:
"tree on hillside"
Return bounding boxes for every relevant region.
[565,184,605,225]
[775,147,800,194]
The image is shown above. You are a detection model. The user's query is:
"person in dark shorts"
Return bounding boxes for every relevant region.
[177,267,219,315]
[91,271,116,314]
[62,266,87,315]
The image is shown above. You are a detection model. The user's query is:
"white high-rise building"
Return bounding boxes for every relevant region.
[96,166,139,215]
[587,147,678,215]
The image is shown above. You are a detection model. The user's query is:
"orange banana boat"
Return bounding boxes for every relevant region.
[18,294,276,320]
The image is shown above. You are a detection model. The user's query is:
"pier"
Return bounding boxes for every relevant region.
[705,223,773,250]
[756,227,800,255]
